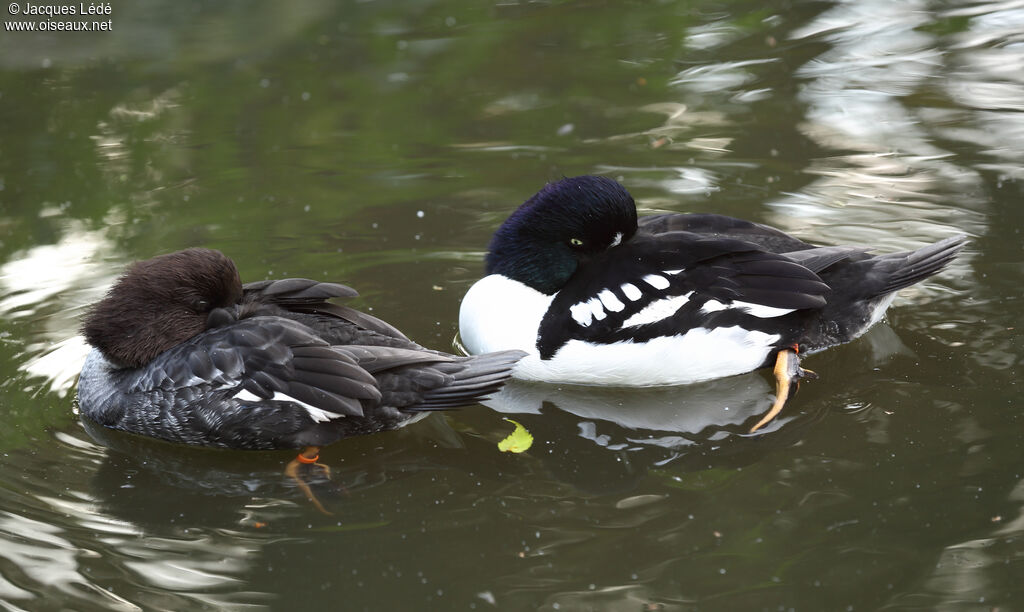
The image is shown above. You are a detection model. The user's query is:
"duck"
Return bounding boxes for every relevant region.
[78,248,525,504]
[458,175,967,432]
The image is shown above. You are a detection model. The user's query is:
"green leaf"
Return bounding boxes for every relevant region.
[497,418,533,453]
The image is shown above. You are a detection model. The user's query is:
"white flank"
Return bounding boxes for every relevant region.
[643,274,670,290]
[610,232,623,247]
[622,292,694,327]
[514,327,781,386]
[233,388,345,423]
[620,283,642,301]
[598,289,625,312]
[700,299,793,318]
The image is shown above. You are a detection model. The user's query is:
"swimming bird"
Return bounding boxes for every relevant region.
[458,175,967,431]
[78,248,525,502]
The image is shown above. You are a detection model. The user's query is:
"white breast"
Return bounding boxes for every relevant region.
[459,274,553,356]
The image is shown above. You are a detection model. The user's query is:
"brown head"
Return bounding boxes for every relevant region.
[82,248,244,368]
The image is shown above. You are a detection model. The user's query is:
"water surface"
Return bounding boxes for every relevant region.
[0,0,1021,609]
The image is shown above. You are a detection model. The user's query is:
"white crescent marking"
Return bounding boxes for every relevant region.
[620,283,642,301]
[234,388,345,422]
[622,292,694,327]
[643,274,670,290]
[598,289,625,312]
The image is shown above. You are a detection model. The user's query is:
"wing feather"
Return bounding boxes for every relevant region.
[150,317,382,423]
[536,232,831,358]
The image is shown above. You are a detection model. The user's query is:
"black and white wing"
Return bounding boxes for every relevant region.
[536,232,831,358]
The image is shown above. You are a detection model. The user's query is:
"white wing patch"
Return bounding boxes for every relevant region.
[643,274,670,290]
[234,389,264,403]
[570,301,594,327]
[700,300,729,314]
[233,388,345,422]
[700,299,794,319]
[300,403,347,424]
[622,292,694,327]
[598,289,625,312]
[732,301,795,318]
[620,283,642,301]
[571,297,609,327]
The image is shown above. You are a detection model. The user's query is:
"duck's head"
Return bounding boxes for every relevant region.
[486,175,638,295]
[82,248,243,368]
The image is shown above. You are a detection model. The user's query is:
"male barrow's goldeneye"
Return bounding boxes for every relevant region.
[459,175,967,432]
[79,248,525,479]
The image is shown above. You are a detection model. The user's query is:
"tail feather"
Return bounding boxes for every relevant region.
[871,234,967,297]
[412,350,526,410]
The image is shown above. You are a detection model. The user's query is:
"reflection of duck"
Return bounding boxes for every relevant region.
[472,373,827,495]
[81,411,543,522]
[470,320,920,494]
[485,374,774,443]
[460,175,967,430]
[81,415,467,524]
[82,418,333,527]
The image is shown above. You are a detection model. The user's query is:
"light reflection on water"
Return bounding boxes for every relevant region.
[0,219,117,398]
[0,433,281,610]
[0,0,1022,609]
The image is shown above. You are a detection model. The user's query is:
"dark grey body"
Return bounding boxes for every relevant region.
[78,272,524,450]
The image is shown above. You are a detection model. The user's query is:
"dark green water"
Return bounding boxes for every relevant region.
[0,0,1021,609]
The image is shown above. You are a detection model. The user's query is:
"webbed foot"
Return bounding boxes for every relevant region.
[749,347,817,433]
[285,446,334,515]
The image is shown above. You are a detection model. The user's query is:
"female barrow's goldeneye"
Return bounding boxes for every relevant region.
[459,175,967,432]
[79,248,525,481]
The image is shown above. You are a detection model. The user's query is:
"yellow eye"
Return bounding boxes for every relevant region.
[570,238,584,247]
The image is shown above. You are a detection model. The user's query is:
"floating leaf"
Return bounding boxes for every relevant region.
[498,418,533,453]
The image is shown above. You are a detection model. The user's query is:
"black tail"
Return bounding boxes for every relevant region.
[413,350,526,410]
[869,234,968,297]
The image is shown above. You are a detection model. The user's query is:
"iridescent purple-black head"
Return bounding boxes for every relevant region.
[485,176,638,294]
[82,248,243,368]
